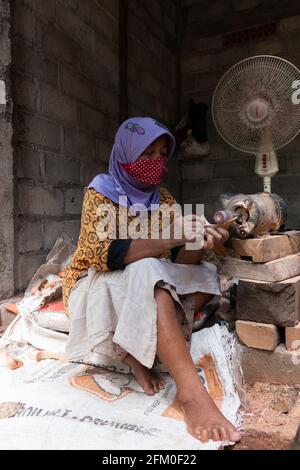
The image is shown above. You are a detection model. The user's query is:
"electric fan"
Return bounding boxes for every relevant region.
[212,55,300,193]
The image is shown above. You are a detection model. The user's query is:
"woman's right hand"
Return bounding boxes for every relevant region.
[167,214,205,247]
[203,220,229,250]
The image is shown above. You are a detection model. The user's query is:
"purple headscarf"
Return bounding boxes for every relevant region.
[88,117,176,209]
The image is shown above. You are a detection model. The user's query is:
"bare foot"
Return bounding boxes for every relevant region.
[178,388,241,443]
[124,354,165,396]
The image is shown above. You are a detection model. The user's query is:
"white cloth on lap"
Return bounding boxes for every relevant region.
[66,257,221,370]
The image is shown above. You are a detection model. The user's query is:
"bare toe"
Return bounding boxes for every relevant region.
[142,380,155,395]
[211,428,221,441]
[219,427,228,441]
[229,430,241,442]
[150,378,159,393]
[199,428,209,442]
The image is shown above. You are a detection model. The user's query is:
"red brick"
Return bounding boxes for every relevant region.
[286,323,300,351]
[236,320,280,351]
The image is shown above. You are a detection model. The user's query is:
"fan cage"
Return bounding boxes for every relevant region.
[212,55,300,154]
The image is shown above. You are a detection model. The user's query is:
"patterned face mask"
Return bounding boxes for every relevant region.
[121,157,168,185]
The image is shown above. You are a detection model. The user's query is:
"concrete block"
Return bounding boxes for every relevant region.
[272,176,300,195]
[16,146,42,182]
[17,252,47,292]
[0,122,13,172]
[65,188,84,215]
[60,66,94,105]
[253,39,283,56]
[280,15,300,32]
[14,40,58,86]
[212,176,261,196]
[18,184,64,216]
[164,14,176,37]
[18,221,43,253]
[143,0,162,23]
[0,18,11,66]
[129,0,164,44]
[0,272,14,302]
[182,180,213,201]
[59,6,92,51]
[187,1,227,24]
[42,24,78,64]
[13,2,36,45]
[78,50,118,90]
[19,113,61,151]
[0,217,14,273]
[64,127,96,161]
[40,82,78,125]
[234,0,260,11]
[95,88,118,118]
[14,74,38,112]
[95,139,114,164]
[286,323,300,351]
[241,343,300,384]
[93,33,119,73]
[44,153,81,186]
[41,219,80,250]
[80,160,107,186]
[213,158,253,179]
[184,34,222,54]
[182,54,213,74]
[236,320,280,351]
[94,0,119,19]
[34,0,57,23]
[182,161,214,180]
[79,103,106,134]
[89,2,118,44]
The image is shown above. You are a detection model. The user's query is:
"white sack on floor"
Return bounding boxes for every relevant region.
[0,305,242,450]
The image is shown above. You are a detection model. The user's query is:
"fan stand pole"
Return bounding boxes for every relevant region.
[263,176,271,193]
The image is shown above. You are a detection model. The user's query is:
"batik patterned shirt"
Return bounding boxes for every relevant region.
[62,186,180,317]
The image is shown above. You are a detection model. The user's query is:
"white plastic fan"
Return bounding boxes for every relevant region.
[212,55,300,192]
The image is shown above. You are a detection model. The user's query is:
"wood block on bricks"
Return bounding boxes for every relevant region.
[286,323,300,351]
[236,320,280,351]
[237,275,300,327]
[220,253,300,282]
[231,231,300,263]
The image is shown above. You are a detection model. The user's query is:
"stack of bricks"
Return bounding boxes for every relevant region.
[220,232,300,353]
[236,276,300,352]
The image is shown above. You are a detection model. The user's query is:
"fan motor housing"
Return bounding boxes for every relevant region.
[221,192,287,238]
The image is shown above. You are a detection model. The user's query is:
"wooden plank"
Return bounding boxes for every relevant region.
[236,275,300,326]
[220,253,300,282]
[231,231,300,263]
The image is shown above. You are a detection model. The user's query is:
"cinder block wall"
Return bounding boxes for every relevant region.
[11,0,119,291]
[128,0,178,126]
[0,0,14,298]
[10,0,180,294]
[181,0,300,227]
[127,0,181,200]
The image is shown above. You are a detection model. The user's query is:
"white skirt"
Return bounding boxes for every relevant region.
[66,257,221,372]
